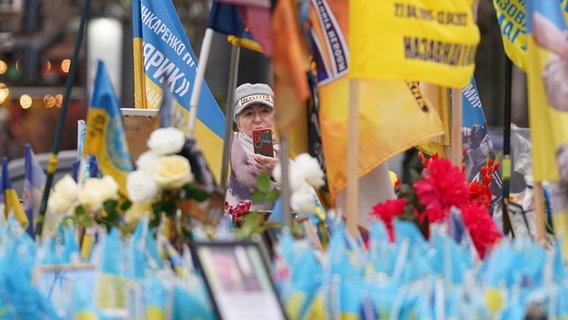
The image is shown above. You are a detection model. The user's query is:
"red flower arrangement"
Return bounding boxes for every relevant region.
[369,152,502,259]
[226,200,252,225]
[371,198,407,242]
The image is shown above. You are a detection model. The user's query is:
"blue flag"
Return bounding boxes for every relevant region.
[132,0,226,184]
[207,1,253,39]
[23,144,46,237]
[461,77,503,215]
[83,60,133,196]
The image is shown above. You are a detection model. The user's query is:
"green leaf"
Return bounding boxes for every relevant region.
[103,199,118,213]
[256,173,272,192]
[183,184,211,202]
[266,190,281,203]
[192,189,210,202]
[120,200,132,211]
[75,205,86,216]
[251,192,265,203]
[409,168,422,184]
[152,201,163,214]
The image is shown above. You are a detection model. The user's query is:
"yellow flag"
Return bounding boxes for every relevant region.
[493,0,528,71]
[321,79,444,197]
[526,0,568,258]
[526,2,568,183]
[350,0,480,88]
[310,0,444,200]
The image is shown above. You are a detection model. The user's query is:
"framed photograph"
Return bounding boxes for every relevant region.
[33,264,98,317]
[191,240,287,320]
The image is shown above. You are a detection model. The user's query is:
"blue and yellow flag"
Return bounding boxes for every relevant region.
[350,0,480,88]
[133,0,225,183]
[207,0,264,53]
[83,60,134,196]
[526,0,568,258]
[22,144,46,237]
[494,0,568,71]
[493,0,528,71]
[1,157,28,230]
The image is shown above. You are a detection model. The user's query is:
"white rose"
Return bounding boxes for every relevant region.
[79,177,119,211]
[272,160,303,192]
[294,153,325,188]
[136,150,160,175]
[147,127,186,155]
[154,155,194,189]
[127,170,159,202]
[53,174,80,201]
[290,185,316,213]
[47,191,75,214]
[98,176,120,200]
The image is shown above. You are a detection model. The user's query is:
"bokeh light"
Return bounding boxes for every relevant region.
[43,95,56,108]
[0,60,7,75]
[20,94,32,109]
[55,94,63,108]
[0,83,9,104]
[61,59,71,73]
[44,59,52,72]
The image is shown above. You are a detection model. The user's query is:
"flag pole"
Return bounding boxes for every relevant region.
[187,28,215,138]
[346,79,359,238]
[501,56,515,237]
[448,88,463,166]
[35,0,90,239]
[279,133,292,227]
[220,44,241,191]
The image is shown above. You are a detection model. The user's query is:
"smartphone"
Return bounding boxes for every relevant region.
[252,128,274,157]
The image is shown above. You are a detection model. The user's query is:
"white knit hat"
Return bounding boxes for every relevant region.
[233,83,274,121]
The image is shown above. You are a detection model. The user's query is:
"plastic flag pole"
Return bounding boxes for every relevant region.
[187,28,214,138]
[220,44,241,191]
[502,56,515,237]
[35,0,90,239]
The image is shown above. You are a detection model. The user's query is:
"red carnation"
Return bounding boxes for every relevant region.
[468,181,492,206]
[369,198,407,242]
[413,158,469,224]
[460,202,502,259]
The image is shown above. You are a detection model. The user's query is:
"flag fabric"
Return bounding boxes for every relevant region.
[349,0,480,88]
[271,0,310,134]
[525,0,568,259]
[1,157,28,230]
[207,0,266,53]
[526,1,568,183]
[493,0,568,72]
[22,144,46,237]
[217,0,272,55]
[83,60,134,196]
[461,78,503,215]
[310,0,444,201]
[493,0,528,71]
[132,0,226,183]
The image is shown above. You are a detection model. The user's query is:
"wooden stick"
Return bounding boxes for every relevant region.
[347,80,359,238]
[447,88,463,166]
